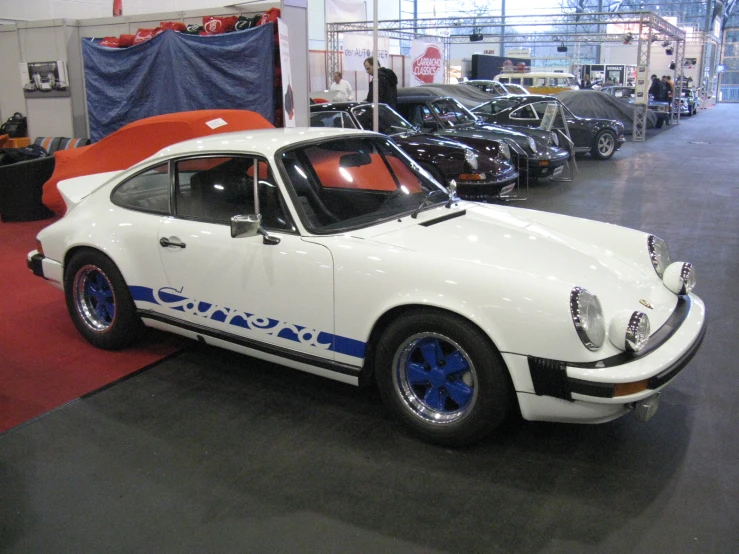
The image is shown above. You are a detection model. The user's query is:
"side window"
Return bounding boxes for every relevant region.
[523,78,534,86]
[474,103,491,115]
[175,156,294,231]
[532,102,548,118]
[310,113,333,128]
[111,162,170,214]
[310,112,356,129]
[510,104,538,120]
[253,161,294,231]
[175,157,254,224]
[421,105,436,125]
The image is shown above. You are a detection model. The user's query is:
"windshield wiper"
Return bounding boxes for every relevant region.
[411,189,448,219]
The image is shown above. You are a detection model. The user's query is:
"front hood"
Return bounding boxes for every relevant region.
[363,203,676,328]
[395,133,469,153]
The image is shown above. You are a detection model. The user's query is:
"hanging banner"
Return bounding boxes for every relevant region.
[410,40,444,85]
[342,34,390,72]
[325,0,365,23]
[277,18,295,127]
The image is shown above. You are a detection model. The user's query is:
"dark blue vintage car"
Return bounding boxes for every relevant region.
[599,86,672,128]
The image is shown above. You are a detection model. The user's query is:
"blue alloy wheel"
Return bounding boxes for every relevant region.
[393,332,478,424]
[73,265,117,332]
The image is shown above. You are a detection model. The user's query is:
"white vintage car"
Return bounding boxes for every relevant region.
[28,127,706,445]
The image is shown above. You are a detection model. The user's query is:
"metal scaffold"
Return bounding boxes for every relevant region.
[327,11,686,141]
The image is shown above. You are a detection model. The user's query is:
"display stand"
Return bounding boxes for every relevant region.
[498,140,529,202]
[546,103,578,183]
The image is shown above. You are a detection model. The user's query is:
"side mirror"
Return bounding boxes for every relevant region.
[231,214,281,244]
[231,214,261,238]
[422,120,439,131]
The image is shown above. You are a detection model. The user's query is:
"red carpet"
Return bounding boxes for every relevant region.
[0,218,185,433]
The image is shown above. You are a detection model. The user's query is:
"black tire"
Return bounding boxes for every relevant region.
[64,250,143,350]
[375,310,513,446]
[591,130,617,160]
[655,118,664,129]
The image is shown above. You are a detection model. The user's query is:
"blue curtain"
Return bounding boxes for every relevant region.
[82,25,274,141]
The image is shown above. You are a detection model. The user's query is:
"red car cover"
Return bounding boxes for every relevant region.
[42,110,274,216]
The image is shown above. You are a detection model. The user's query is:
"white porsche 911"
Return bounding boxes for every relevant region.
[28,127,706,445]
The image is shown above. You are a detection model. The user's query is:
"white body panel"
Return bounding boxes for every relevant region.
[30,127,705,426]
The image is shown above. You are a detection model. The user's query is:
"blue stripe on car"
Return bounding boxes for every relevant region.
[129,285,366,359]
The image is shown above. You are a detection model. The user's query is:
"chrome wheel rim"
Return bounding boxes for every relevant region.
[392,332,478,425]
[597,133,615,156]
[73,265,116,332]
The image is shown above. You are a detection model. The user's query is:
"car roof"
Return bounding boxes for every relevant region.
[478,94,557,104]
[151,127,371,159]
[310,102,374,111]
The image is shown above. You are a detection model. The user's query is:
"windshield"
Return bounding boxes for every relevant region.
[430,98,477,127]
[351,104,416,135]
[280,137,448,233]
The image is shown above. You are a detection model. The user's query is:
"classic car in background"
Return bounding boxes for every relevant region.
[493,71,579,95]
[679,88,700,116]
[395,91,570,181]
[310,102,518,200]
[599,86,671,128]
[464,79,531,96]
[472,95,626,160]
[405,83,494,110]
[27,127,706,446]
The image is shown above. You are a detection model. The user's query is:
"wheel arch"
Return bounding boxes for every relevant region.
[360,303,509,387]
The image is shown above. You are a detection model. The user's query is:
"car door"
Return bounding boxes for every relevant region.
[155,154,336,360]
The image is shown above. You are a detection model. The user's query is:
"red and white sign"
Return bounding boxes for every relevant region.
[410,40,443,85]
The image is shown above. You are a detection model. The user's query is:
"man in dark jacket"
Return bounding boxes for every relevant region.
[648,74,664,100]
[364,57,398,109]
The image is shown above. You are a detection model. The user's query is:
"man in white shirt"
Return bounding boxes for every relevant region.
[330,71,354,102]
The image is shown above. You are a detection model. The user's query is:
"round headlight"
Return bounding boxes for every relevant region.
[527,136,538,153]
[626,312,651,352]
[663,261,696,294]
[570,287,606,351]
[609,310,650,352]
[647,235,671,278]
[464,149,478,170]
[499,143,511,160]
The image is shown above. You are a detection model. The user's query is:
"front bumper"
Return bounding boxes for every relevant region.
[509,294,706,424]
[527,148,570,179]
[456,170,519,201]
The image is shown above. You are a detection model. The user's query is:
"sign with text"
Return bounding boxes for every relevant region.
[342,34,390,72]
[410,40,444,85]
[277,19,295,127]
[539,102,559,132]
[506,48,530,58]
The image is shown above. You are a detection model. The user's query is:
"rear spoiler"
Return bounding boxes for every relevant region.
[57,171,121,213]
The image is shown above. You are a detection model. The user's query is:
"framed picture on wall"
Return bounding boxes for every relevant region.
[19,61,71,98]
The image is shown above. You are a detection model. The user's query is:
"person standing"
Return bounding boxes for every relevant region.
[663,75,674,103]
[648,74,664,100]
[364,57,398,109]
[580,74,592,89]
[329,71,354,102]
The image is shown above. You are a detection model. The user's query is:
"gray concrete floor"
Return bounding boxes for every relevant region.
[1,106,737,553]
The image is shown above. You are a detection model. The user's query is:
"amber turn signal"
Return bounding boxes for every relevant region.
[613,380,649,397]
[457,173,486,181]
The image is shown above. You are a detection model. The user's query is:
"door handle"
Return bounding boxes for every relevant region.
[160,237,186,249]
